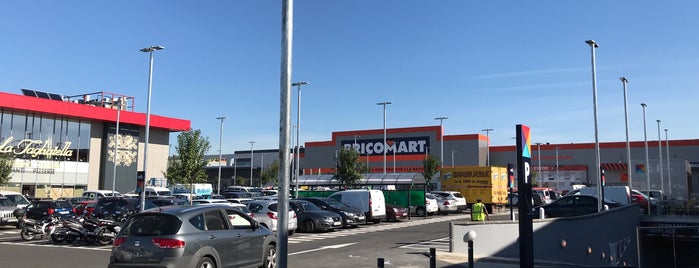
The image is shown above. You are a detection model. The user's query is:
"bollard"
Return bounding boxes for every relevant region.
[377,257,384,268]
[468,240,474,268]
[429,247,436,268]
[604,204,609,211]
[539,207,545,219]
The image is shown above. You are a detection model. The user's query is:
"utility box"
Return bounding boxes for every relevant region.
[440,166,509,210]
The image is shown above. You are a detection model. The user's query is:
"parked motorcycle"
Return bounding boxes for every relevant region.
[95,217,121,245]
[19,215,61,241]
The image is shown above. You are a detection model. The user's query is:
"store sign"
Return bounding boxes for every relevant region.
[0,137,73,158]
[341,136,430,156]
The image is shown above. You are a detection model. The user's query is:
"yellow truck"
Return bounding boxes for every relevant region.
[440,166,509,212]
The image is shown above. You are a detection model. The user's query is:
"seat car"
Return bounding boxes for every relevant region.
[0,197,18,226]
[536,194,622,218]
[20,199,74,220]
[108,204,277,268]
[300,197,366,228]
[385,203,409,222]
[289,199,342,232]
[430,191,468,212]
[247,200,297,235]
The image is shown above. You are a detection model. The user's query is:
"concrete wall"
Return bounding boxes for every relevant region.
[451,205,640,266]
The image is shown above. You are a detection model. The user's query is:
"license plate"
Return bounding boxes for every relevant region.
[358,216,365,220]
[59,211,69,214]
[333,222,341,226]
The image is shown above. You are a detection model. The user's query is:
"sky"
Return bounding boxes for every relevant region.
[1,1,698,154]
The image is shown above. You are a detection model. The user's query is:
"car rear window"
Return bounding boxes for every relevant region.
[122,214,181,236]
[453,193,465,198]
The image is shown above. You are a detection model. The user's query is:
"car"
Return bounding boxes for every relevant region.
[150,197,189,207]
[328,189,387,224]
[417,193,439,217]
[191,199,233,206]
[536,194,622,218]
[91,197,157,220]
[430,193,458,215]
[222,191,254,198]
[73,200,97,215]
[226,198,254,205]
[108,204,277,268]
[18,199,74,220]
[0,191,30,209]
[430,191,468,212]
[300,197,366,228]
[224,186,262,197]
[0,197,18,226]
[506,192,519,206]
[82,190,122,199]
[173,193,205,202]
[247,200,297,235]
[631,189,659,214]
[227,203,254,218]
[289,199,342,232]
[385,203,409,222]
[59,196,92,205]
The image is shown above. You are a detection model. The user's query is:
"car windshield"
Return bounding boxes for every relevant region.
[121,214,181,236]
[4,195,29,205]
[322,198,350,209]
[295,201,322,211]
[452,193,465,198]
[0,198,15,206]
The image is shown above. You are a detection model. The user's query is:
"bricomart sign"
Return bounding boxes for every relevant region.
[341,136,430,156]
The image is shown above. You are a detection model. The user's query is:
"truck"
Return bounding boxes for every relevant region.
[170,183,214,198]
[439,166,509,212]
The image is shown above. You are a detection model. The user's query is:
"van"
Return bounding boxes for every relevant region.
[0,191,30,208]
[144,187,173,197]
[566,186,630,205]
[328,189,386,224]
[82,190,122,199]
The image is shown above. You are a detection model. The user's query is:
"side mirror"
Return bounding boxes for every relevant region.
[251,219,259,230]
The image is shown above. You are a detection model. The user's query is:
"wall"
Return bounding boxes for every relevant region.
[451,205,640,266]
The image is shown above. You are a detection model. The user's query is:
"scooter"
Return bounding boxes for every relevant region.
[19,215,61,241]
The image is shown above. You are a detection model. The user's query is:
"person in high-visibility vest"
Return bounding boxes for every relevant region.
[471,199,489,221]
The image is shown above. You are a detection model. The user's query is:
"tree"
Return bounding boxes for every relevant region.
[423,155,440,190]
[335,148,363,188]
[0,153,13,185]
[260,160,280,187]
[163,129,211,186]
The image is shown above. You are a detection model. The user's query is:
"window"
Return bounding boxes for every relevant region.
[225,209,252,229]
[204,210,227,231]
[190,214,205,230]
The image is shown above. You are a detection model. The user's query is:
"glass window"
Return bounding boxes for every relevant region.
[10,112,27,140]
[189,214,205,230]
[0,111,11,140]
[78,121,90,162]
[123,214,181,236]
[225,208,252,229]
[204,210,227,231]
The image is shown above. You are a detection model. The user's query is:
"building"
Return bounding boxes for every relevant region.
[0,90,189,198]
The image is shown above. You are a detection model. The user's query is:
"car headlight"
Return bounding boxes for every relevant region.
[341,211,352,216]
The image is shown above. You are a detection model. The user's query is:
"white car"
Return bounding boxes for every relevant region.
[192,199,232,205]
[429,193,459,215]
[247,200,298,235]
[430,191,468,212]
[414,194,439,216]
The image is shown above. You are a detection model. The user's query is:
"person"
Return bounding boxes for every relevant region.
[471,199,489,221]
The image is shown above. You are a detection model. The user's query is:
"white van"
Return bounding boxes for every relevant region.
[144,187,172,197]
[0,191,30,208]
[566,186,630,205]
[83,190,122,199]
[328,189,386,224]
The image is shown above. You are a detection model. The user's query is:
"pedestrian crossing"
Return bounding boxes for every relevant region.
[398,236,450,252]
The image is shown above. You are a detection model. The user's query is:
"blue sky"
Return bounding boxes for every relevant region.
[1,1,697,154]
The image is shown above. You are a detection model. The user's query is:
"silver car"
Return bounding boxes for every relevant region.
[108,204,277,268]
[247,200,298,235]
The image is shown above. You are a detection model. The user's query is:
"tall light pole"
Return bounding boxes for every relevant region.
[665,129,671,198]
[233,157,238,186]
[292,125,298,198]
[216,116,227,195]
[482,128,493,166]
[535,142,543,187]
[111,97,123,193]
[435,117,448,167]
[377,101,392,174]
[555,146,560,191]
[139,45,164,212]
[620,77,633,189]
[249,141,255,187]
[451,150,457,167]
[292,81,309,198]
[641,103,651,215]
[656,120,664,198]
[585,39,602,212]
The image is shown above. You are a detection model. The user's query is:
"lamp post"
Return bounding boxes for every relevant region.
[377,101,392,174]
[292,81,309,198]
[656,120,664,198]
[139,45,164,212]
[555,146,560,191]
[535,142,543,187]
[216,116,227,195]
[111,97,123,193]
[482,128,493,166]
[435,117,448,167]
[641,103,651,215]
[585,39,602,212]
[233,157,238,186]
[249,141,255,187]
[451,150,457,167]
[620,77,633,189]
[665,129,671,198]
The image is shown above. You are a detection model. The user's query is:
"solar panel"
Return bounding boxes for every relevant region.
[35,91,50,99]
[21,88,38,97]
[48,93,64,101]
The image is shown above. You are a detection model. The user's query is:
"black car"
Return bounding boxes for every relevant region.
[150,197,189,207]
[16,199,74,220]
[92,197,157,219]
[300,197,366,228]
[536,194,621,218]
[289,199,342,232]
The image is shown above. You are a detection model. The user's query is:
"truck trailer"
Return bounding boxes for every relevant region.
[440,166,509,212]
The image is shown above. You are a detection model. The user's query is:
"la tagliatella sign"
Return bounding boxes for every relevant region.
[0,137,73,158]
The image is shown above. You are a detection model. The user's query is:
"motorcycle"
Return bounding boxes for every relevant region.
[94,210,127,245]
[19,215,61,241]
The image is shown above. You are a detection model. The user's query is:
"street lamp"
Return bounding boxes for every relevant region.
[435,117,448,167]
[451,150,457,167]
[216,116,227,195]
[249,141,255,187]
[377,101,392,174]
[111,97,123,193]
[482,128,493,166]
[641,103,651,215]
[292,81,309,198]
[620,77,632,189]
[585,39,602,212]
[665,129,671,197]
[233,157,238,186]
[656,120,664,197]
[139,45,164,212]
[555,146,560,191]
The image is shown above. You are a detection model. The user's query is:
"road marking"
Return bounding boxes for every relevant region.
[289,242,357,256]
[398,237,450,252]
[0,241,112,251]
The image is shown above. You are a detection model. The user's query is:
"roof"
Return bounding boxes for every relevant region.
[296,173,426,186]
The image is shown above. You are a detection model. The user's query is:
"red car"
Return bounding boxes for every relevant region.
[631,190,657,214]
[73,200,97,216]
[386,204,409,222]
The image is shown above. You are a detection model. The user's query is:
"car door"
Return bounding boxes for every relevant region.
[572,196,598,216]
[224,208,264,267]
[545,197,574,217]
[202,209,237,268]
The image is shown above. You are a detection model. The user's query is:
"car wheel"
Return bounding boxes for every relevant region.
[303,220,315,232]
[20,227,35,241]
[196,256,215,268]
[50,233,65,243]
[416,207,426,217]
[263,244,278,268]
